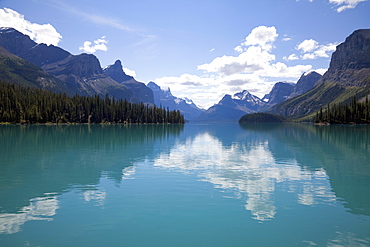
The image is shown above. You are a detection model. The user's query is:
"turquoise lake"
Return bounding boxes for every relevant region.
[0,123,369,246]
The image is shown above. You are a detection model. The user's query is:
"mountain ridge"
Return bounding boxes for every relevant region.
[147,81,204,120]
[0,27,135,101]
[271,29,370,118]
[104,60,154,104]
[193,90,265,122]
[0,45,74,95]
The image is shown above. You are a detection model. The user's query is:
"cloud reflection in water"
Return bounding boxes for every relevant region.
[152,132,336,221]
[0,194,59,234]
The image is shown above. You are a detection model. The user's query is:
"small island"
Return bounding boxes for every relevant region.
[238,112,287,123]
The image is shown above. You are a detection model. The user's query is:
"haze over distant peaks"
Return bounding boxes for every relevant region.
[147,81,203,120]
[193,90,265,122]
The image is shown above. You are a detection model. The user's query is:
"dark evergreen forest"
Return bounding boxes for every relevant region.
[239,112,287,123]
[314,96,370,124]
[0,82,185,124]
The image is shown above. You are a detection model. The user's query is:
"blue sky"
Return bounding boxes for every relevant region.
[0,0,369,108]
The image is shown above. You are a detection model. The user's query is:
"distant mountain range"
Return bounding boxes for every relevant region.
[147,81,204,121]
[194,72,321,122]
[193,90,265,122]
[195,29,370,122]
[1,27,369,122]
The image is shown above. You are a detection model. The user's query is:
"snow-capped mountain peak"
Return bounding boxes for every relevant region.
[0,27,15,33]
[232,90,251,101]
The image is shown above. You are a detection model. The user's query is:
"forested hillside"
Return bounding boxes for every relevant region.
[314,96,370,124]
[0,82,184,124]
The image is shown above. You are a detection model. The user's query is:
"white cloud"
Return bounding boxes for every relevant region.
[297,39,319,53]
[302,53,317,60]
[329,0,367,12]
[155,26,316,109]
[234,45,244,53]
[297,40,337,60]
[315,68,328,75]
[198,46,275,75]
[256,62,312,78]
[79,36,108,53]
[122,66,136,77]
[154,73,269,109]
[243,26,278,51]
[154,65,312,109]
[313,43,338,57]
[283,54,299,61]
[0,8,62,46]
[51,1,158,55]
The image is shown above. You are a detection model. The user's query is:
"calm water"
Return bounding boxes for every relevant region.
[0,123,369,246]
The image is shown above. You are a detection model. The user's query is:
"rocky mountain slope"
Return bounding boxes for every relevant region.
[0,27,134,101]
[195,73,323,122]
[147,81,203,120]
[193,90,265,122]
[271,29,370,118]
[0,45,73,94]
[288,71,322,99]
[262,82,295,105]
[104,60,154,104]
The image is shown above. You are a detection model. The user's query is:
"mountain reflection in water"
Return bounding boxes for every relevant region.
[0,123,369,247]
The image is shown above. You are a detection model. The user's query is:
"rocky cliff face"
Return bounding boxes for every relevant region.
[271,29,370,118]
[104,60,134,83]
[104,60,154,104]
[318,29,370,87]
[0,28,35,55]
[262,82,295,105]
[330,29,370,71]
[289,72,322,99]
[44,53,103,78]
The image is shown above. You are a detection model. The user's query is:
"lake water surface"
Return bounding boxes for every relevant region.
[0,123,369,246]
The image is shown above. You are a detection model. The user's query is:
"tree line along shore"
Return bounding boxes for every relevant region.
[0,82,185,124]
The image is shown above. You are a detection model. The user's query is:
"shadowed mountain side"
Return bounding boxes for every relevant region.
[262,82,295,106]
[104,60,154,104]
[0,45,73,95]
[42,54,134,100]
[288,71,322,99]
[0,28,135,101]
[193,104,249,122]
